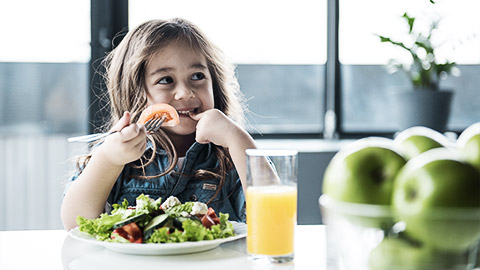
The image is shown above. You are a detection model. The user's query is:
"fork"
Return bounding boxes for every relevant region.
[67,115,166,143]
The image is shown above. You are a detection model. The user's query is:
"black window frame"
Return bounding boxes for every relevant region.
[89,0,128,133]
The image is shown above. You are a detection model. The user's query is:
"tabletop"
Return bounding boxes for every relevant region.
[0,225,328,270]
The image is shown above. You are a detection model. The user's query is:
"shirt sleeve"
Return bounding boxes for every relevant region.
[62,169,80,198]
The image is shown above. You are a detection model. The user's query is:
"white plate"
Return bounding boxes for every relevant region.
[69,221,246,255]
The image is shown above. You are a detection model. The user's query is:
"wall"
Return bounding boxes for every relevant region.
[0,135,86,230]
[297,152,336,224]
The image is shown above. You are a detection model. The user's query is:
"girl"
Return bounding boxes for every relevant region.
[61,18,256,231]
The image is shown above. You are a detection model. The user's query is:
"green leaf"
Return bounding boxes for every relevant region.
[76,213,124,241]
[135,194,162,215]
[436,62,456,76]
[165,202,195,217]
[414,41,434,54]
[402,12,415,33]
[377,35,410,52]
[378,35,391,43]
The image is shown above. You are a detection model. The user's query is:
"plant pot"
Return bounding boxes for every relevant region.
[390,90,454,133]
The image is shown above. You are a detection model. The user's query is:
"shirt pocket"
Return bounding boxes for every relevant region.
[177,179,221,206]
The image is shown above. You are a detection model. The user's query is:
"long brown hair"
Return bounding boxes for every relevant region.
[78,18,245,204]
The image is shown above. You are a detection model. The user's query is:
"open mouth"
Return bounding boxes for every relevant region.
[176,108,198,117]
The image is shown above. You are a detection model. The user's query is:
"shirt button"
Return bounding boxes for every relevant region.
[190,194,198,201]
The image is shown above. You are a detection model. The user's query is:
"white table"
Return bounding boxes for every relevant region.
[0,225,327,270]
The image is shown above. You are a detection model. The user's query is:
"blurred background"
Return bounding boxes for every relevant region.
[1,0,479,230]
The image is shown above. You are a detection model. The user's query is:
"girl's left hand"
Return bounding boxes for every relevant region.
[189,109,244,148]
[190,109,256,194]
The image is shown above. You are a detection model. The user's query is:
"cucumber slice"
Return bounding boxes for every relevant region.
[173,216,201,230]
[173,216,188,230]
[143,213,169,240]
[112,213,149,229]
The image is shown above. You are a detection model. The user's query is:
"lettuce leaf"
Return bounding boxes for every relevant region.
[147,219,206,243]
[110,199,134,218]
[165,202,194,217]
[135,194,162,215]
[77,213,123,241]
[146,213,235,243]
[76,199,134,241]
[208,213,235,239]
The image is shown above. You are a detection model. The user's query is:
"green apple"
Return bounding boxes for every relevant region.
[392,148,480,252]
[457,122,480,172]
[368,237,470,270]
[393,126,452,160]
[322,137,406,228]
[323,137,406,205]
[476,248,480,268]
[368,237,426,270]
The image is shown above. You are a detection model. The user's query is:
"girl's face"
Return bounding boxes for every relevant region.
[144,41,215,136]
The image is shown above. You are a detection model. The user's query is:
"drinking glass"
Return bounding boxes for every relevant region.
[245,149,298,263]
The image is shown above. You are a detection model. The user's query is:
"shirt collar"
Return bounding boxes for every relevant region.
[146,139,212,156]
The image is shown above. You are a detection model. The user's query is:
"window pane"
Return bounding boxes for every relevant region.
[0,0,90,63]
[339,0,480,132]
[0,0,90,135]
[237,65,324,134]
[129,0,327,134]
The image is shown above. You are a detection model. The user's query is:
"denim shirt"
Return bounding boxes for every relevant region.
[65,142,246,222]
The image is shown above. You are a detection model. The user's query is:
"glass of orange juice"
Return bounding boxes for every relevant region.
[245,149,298,263]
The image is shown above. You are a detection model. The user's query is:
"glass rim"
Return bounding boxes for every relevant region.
[246,149,298,157]
[319,194,480,220]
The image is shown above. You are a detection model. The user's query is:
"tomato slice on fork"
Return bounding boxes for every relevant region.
[137,103,180,127]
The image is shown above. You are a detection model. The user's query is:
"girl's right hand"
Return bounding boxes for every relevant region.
[97,111,147,166]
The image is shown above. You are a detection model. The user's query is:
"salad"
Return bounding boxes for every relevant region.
[76,194,235,244]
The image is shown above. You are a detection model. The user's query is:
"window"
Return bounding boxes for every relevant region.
[0,0,90,230]
[0,0,90,135]
[339,0,480,133]
[129,0,328,135]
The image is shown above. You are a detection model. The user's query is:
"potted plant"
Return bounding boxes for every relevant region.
[378,0,458,133]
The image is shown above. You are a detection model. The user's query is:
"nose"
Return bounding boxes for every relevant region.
[174,84,195,100]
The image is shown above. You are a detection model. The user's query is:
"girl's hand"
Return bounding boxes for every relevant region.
[189,109,246,149]
[98,111,147,166]
[190,109,256,194]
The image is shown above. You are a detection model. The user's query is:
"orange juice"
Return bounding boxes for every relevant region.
[246,185,297,256]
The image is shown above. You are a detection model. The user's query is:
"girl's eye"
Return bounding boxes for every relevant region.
[158,76,174,84]
[191,72,205,81]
